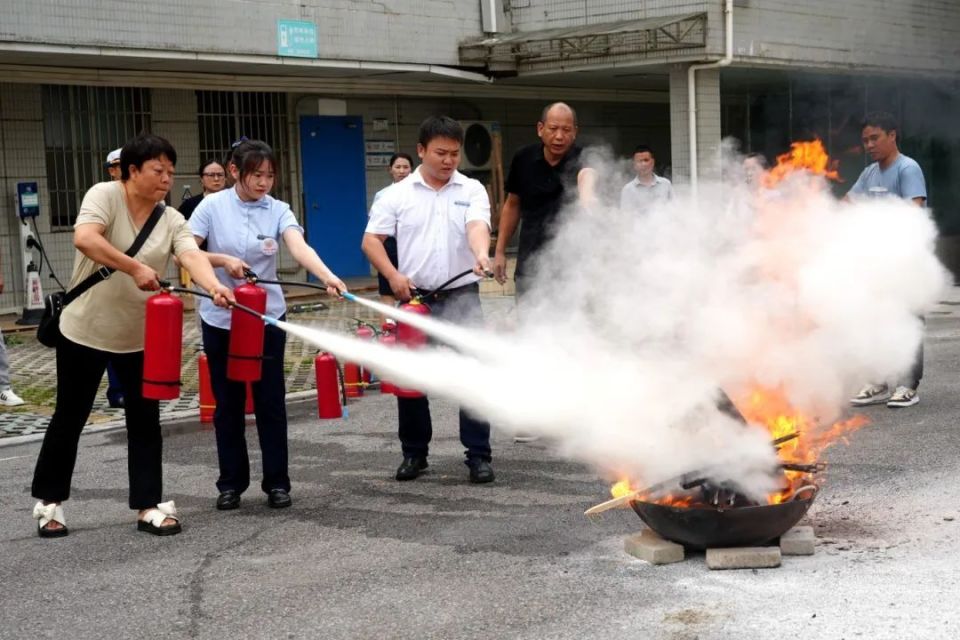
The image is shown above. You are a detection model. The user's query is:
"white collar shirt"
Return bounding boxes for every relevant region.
[619,174,674,212]
[366,167,491,290]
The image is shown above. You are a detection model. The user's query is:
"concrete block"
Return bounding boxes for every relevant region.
[780,526,815,556]
[706,547,781,570]
[624,529,685,565]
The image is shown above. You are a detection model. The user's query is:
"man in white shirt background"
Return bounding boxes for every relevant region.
[619,144,674,213]
[362,115,496,484]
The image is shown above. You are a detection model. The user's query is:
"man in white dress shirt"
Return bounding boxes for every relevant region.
[619,144,673,213]
[363,115,496,484]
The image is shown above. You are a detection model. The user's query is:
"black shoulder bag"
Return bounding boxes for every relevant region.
[37,203,166,348]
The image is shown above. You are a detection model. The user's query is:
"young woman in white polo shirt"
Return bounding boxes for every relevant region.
[190,140,346,511]
[362,115,496,484]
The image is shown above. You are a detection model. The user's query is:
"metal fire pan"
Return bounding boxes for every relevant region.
[629,489,815,550]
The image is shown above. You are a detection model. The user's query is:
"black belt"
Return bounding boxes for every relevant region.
[421,281,478,302]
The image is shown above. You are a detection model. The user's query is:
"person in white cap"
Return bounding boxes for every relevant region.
[102,147,126,408]
[104,148,122,181]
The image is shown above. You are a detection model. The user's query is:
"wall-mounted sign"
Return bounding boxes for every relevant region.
[365,139,397,168]
[366,154,393,168]
[365,140,396,154]
[277,20,318,58]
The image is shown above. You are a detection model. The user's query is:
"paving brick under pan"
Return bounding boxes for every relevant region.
[625,525,816,570]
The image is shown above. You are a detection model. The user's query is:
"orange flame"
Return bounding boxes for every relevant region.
[610,386,869,508]
[763,139,840,187]
[606,140,863,510]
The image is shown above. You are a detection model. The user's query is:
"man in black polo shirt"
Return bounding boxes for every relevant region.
[493,102,595,299]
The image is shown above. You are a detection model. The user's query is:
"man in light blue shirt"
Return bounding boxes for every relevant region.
[848,112,928,409]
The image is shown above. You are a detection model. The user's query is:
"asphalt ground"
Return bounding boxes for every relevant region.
[1,298,959,639]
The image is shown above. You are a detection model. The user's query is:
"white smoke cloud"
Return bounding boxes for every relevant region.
[288,146,948,500]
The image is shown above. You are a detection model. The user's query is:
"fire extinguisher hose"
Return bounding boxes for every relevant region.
[158,281,280,326]
[244,267,491,304]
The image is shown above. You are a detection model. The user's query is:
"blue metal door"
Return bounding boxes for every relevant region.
[299,116,369,278]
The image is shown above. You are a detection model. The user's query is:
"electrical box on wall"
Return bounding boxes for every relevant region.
[16,182,40,219]
[459,121,499,171]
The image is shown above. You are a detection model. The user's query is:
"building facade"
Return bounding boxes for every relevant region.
[1,0,958,311]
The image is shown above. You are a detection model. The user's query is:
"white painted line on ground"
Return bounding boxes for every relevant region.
[0,455,28,462]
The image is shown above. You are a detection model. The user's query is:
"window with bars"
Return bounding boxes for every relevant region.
[196,91,290,202]
[42,85,151,229]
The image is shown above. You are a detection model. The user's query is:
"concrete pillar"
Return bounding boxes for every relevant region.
[151,89,200,201]
[669,65,722,187]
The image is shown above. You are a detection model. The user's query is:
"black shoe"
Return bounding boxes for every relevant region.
[267,489,292,509]
[467,459,495,484]
[216,490,241,511]
[108,398,125,409]
[395,457,428,481]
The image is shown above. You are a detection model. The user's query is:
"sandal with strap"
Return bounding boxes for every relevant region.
[33,501,69,538]
[137,500,182,536]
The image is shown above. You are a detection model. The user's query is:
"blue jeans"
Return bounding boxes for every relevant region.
[397,284,491,463]
[202,318,290,495]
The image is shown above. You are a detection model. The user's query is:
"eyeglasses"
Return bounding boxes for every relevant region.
[202,172,226,179]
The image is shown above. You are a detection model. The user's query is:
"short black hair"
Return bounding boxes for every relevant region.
[632,144,654,158]
[198,158,225,177]
[539,102,578,127]
[861,112,899,135]
[230,139,277,182]
[389,152,414,168]
[418,116,463,148]
[119,134,177,180]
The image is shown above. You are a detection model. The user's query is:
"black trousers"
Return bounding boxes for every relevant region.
[32,336,163,510]
[202,319,290,495]
[902,317,925,389]
[398,283,491,462]
[377,236,400,296]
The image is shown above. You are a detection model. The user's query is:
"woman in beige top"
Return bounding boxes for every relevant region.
[30,134,234,538]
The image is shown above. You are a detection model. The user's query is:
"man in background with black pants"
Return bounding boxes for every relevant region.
[493,102,595,301]
[847,112,928,409]
[492,102,595,442]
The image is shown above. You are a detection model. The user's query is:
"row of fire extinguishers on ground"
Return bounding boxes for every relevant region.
[138,277,433,421]
[314,298,430,418]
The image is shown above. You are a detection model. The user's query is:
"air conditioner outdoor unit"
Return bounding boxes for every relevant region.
[459,121,499,171]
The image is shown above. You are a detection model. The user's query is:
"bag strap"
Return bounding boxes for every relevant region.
[62,202,166,306]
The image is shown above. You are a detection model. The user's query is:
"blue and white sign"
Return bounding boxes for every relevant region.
[277,20,318,58]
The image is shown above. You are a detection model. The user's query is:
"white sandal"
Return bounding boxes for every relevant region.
[137,500,182,536]
[33,501,68,538]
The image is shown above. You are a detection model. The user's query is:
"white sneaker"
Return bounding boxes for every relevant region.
[887,386,919,408]
[513,434,539,443]
[0,388,25,406]
[850,383,891,406]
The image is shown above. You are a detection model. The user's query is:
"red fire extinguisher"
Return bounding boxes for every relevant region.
[198,352,215,423]
[393,299,430,398]
[315,352,343,419]
[357,323,375,389]
[245,383,255,415]
[143,290,183,400]
[343,361,363,398]
[227,282,267,382]
[378,320,397,395]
